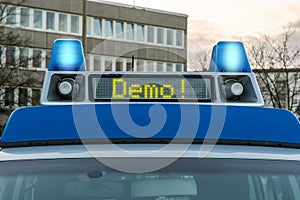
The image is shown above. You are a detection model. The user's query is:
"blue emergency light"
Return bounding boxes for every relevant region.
[48,39,86,71]
[209,41,251,72]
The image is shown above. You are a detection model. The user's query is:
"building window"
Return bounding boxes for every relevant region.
[19,48,29,68]
[167,29,174,46]
[18,88,28,107]
[176,30,183,47]
[71,15,79,34]
[115,21,123,39]
[147,26,155,43]
[157,62,164,72]
[6,46,16,66]
[46,12,55,30]
[116,59,123,71]
[105,57,112,71]
[126,23,134,41]
[126,59,132,71]
[157,28,164,44]
[33,49,42,68]
[147,61,154,72]
[86,17,92,36]
[93,18,101,37]
[176,64,183,72]
[45,50,51,68]
[31,89,40,106]
[0,46,3,65]
[6,6,16,25]
[33,10,43,29]
[166,63,173,72]
[86,54,91,71]
[94,55,101,71]
[136,24,144,42]
[20,8,30,27]
[4,88,14,106]
[105,20,113,38]
[58,13,67,32]
[0,5,2,25]
[136,60,144,71]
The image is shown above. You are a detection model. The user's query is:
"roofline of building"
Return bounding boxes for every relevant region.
[88,0,189,18]
[253,68,300,73]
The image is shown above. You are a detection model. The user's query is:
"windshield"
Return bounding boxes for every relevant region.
[1,158,300,200]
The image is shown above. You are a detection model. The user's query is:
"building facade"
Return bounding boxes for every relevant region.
[0,0,188,132]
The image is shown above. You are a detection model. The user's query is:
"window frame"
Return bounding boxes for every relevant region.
[58,13,68,33]
[33,9,43,29]
[70,15,80,34]
[46,11,56,31]
[20,7,30,28]
[6,5,17,26]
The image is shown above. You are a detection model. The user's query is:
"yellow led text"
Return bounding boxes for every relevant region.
[112,78,185,99]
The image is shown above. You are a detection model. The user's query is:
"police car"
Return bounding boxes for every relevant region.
[1,40,300,200]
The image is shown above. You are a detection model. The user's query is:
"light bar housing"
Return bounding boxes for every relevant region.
[40,71,264,106]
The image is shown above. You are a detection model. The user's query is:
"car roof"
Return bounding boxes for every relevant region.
[2,104,299,148]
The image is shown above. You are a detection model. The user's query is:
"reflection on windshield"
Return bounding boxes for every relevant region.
[0,158,300,200]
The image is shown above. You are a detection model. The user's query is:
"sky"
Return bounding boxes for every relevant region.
[97,0,300,48]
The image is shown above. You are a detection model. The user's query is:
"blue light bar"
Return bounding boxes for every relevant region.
[209,41,251,72]
[48,39,86,71]
[1,104,299,145]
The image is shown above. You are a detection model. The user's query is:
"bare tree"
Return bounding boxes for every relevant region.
[187,48,210,71]
[0,1,44,133]
[245,24,300,113]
